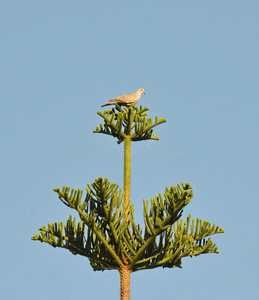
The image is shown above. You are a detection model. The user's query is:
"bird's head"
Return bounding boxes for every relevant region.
[137,88,145,95]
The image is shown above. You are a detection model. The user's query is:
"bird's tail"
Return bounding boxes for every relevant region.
[101,99,118,107]
[101,103,110,107]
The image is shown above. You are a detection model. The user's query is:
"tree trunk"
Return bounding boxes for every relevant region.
[120,264,131,300]
[120,136,132,299]
[124,136,131,215]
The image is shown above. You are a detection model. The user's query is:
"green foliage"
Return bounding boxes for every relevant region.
[32,103,224,275]
[32,178,224,272]
[93,104,167,143]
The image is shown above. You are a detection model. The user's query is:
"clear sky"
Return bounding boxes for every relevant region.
[1,1,259,299]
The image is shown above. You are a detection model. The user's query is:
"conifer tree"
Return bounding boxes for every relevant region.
[32,104,224,300]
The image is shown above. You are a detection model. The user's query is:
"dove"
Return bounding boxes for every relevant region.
[101,88,145,107]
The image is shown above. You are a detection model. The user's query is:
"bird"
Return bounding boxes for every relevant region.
[101,88,145,107]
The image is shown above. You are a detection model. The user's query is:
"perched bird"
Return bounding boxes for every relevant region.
[101,88,145,107]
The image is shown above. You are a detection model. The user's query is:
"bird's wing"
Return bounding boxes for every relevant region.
[116,92,139,103]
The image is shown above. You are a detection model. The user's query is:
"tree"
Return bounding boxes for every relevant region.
[32,104,224,300]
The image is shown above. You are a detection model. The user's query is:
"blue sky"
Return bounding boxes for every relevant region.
[1,1,259,299]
